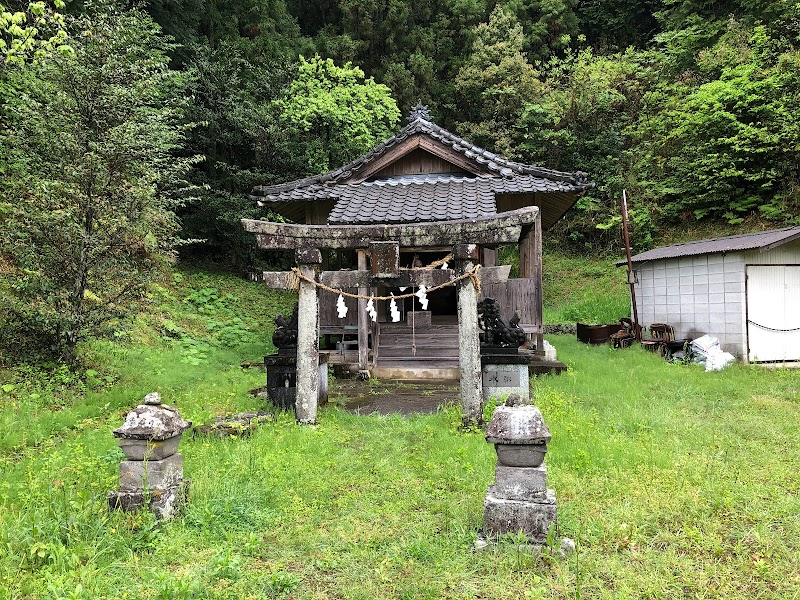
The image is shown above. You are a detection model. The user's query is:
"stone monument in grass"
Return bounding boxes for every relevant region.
[479,393,557,547]
[108,392,191,519]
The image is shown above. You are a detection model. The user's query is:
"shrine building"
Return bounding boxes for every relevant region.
[245,106,594,383]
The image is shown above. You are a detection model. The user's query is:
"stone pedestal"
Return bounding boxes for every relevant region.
[481,353,530,402]
[265,351,297,410]
[265,352,328,412]
[109,392,191,519]
[480,394,557,546]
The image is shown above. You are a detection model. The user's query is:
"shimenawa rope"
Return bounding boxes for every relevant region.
[290,264,482,300]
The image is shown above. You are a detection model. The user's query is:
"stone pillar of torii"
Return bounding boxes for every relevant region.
[242,207,541,427]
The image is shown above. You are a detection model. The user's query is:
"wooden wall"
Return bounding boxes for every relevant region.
[320,288,359,327]
[479,278,536,325]
[369,149,469,179]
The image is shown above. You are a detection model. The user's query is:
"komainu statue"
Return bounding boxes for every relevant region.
[477,298,526,348]
[272,303,299,349]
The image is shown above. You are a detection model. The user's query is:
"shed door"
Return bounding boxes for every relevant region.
[746,265,800,362]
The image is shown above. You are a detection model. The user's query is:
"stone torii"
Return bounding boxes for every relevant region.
[242,206,541,427]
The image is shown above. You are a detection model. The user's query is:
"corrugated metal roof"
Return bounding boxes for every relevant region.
[620,227,800,265]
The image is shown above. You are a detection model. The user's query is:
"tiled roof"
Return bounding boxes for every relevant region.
[620,227,800,265]
[327,175,493,224]
[251,116,593,200]
[322,175,580,224]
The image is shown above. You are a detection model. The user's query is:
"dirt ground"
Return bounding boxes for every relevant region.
[330,378,460,416]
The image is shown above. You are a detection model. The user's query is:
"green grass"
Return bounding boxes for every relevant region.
[542,253,630,325]
[1,266,800,599]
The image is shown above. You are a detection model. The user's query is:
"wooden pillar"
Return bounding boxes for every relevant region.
[533,212,544,352]
[455,243,483,428]
[519,215,544,352]
[295,248,321,424]
[482,247,497,267]
[357,250,369,373]
[519,227,533,279]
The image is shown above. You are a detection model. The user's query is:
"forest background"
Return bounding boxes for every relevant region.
[1,0,799,361]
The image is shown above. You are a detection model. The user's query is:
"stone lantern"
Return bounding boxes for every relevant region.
[480,394,557,546]
[108,392,191,519]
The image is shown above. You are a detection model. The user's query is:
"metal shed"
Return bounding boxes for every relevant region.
[622,227,800,363]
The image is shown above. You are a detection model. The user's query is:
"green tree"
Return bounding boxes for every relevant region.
[179,41,302,265]
[0,6,196,362]
[577,0,662,50]
[455,5,542,154]
[630,22,800,224]
[518,48,652,252]
[0,0,71,64]
[503,0,580,60]
[276,54,401,173]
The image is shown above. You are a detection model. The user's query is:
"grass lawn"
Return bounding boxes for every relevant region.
[1,269,799,599]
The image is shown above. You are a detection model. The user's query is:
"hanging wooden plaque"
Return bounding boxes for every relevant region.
[369,241,399,278]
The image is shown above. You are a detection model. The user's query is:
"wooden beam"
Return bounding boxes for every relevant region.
[242,206,539,250]
[259,271,296,289]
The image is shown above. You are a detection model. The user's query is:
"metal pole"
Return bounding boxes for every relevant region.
[621,190,641,341]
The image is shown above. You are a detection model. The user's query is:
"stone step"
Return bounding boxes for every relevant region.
[379,332,459,342]
[377,357,459,365]
[370,364,460,381]
[378,346,459,358]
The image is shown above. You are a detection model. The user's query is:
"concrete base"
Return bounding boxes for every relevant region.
[371,365,460,381]
[266,357,296,410]
[482,363,530,402]
[265,354,328,410]
[482,489,557,543]
[109,479,190,520]
[474,534,544,554]
[119,453,183,490]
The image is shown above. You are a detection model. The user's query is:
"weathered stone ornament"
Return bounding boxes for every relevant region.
[477,297,526,348]
[479,394,558,547]
[108,392,191,519]
[272,303,299,350]
[265,303,328,413]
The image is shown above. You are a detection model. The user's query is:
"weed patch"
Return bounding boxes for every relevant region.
[2,268,799,598]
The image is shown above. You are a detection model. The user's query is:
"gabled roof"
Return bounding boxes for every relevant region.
[252,108,594,227]
[620,227,800,265]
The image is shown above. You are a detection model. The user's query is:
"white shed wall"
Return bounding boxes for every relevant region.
[633,253,746,358]
[740,239,800,265]
[631,239,800,362]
